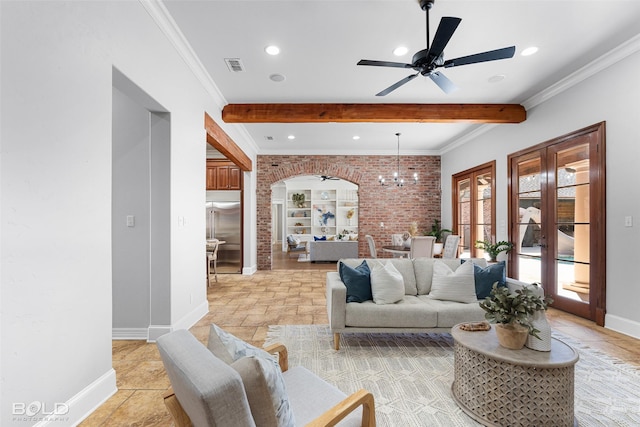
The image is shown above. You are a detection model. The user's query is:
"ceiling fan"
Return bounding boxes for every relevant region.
[318,175,340,181]
[357,0,516,96]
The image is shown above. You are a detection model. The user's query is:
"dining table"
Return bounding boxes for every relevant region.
[381,245,410,258]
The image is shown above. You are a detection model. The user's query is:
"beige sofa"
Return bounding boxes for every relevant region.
[326,257,531,350]
[309,240,358,262]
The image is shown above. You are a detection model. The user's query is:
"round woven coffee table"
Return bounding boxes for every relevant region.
[451,324,579,427]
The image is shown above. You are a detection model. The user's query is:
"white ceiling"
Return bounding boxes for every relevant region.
[164,0,640,155]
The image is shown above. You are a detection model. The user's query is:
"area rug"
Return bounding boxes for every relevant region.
[265,325,640,427]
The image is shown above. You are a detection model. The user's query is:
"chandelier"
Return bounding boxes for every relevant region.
[378,132,418,186]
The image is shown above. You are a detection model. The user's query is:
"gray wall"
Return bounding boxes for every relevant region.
[112,84,171,336]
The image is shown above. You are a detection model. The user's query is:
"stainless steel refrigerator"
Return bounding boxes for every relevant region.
[206,200,242,273]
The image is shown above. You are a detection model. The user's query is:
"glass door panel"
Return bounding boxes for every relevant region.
[457,179,471,258]
[553,143,591,308]
[514,157,542,284]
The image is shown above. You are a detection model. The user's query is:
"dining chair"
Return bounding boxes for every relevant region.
[391,233,404,246]
[409,236,436,258]
[206,240,219,284]
[365,235,377,258]
[442,234,461,258]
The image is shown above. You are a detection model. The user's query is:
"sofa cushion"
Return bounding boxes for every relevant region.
[416,296,486,327]
[208,325,295,427]
[427,260,477,303]
[414,258,487,295]
[364,258,417,295]
[339,261,372,303]
[370,262,404,304]
[346,296,438,328]
[473,261,507,299]
[283,366,362,426]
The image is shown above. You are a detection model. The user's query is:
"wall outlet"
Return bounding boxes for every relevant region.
[126,215,135,227]
[625,216,633,227]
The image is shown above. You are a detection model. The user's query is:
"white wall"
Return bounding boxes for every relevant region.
[441,46,640,339]
[0,1,257,424]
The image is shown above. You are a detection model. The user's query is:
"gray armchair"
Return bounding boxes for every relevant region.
[286,234,309,258]
[157,328,376,427]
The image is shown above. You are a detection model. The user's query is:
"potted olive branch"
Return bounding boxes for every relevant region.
[479,283,553,349]
[475,240,514,262]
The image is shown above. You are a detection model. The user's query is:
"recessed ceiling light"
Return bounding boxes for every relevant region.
[269,73,286,82]
[352,135,360,140]
[265,45,280,55]
[521,46,539,56]
[393,46,409,56]
[488,74,506,83]
[287,135,295,140]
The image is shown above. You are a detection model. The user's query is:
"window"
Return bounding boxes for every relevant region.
[452,161,496,258]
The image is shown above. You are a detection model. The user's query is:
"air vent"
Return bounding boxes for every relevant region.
[224,58,245,72]
[264,136,274,141]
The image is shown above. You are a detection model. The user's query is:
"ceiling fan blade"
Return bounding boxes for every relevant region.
[357,59,413,69]
[428,17,462,62]
[429,71,458,94]
[375,73,419,96]
[443,46,516,68]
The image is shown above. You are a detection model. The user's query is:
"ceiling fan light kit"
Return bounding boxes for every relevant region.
[379,133,418,187]
[357,0,516,96]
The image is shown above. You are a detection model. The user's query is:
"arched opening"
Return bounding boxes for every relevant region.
[271,175,359,269]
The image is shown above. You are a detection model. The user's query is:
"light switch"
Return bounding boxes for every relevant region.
[126,215,135,227]
[625,216,633,227]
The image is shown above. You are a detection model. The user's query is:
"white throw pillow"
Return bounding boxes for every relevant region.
[210,324,295,427]
[428,260,477,303]
[370,262,405,304]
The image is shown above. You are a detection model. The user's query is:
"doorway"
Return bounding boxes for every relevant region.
[508,122,606,325]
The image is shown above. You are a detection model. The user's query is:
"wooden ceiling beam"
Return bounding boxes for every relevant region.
[222,103,526,124]
[205,112,252,172]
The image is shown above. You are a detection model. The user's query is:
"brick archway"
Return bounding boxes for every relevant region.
[257,157,364,270]
[256,154,441,270]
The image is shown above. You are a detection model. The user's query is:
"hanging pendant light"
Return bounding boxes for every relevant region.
[378,132,418,186]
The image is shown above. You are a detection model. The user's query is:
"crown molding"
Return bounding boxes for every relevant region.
[522,33,640,111]
[139,1,260,155]
[442,33,640,154]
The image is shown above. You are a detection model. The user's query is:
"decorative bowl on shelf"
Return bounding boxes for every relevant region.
[320,191,329,200]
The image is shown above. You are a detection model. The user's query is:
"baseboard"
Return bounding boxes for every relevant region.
[111,302,209,342]
[242,264,257,275]
[148,325,173,342]
[33,369,117,427]
[605,313,640,340]
[112,327,148,340]
[170,300,209,337]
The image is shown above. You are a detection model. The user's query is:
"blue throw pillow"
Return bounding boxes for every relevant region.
[474,261,507,299]
[339,261,372,303]
[314,235,327,241]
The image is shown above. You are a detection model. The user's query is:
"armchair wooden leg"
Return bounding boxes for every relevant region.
[333,333,340,351]
[163,388,192,427]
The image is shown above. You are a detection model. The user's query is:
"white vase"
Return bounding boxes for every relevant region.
[526,310,552,352]
[433,243,443,255]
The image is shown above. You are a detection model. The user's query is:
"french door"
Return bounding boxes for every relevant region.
[508,123,606,325]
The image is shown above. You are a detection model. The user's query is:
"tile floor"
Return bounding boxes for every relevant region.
[80,251,640,426]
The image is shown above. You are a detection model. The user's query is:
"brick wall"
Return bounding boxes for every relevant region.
[257,154,441,270]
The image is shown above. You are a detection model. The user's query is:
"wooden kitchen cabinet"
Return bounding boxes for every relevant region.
[206,160,241,190]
